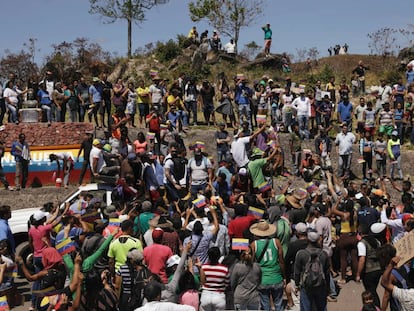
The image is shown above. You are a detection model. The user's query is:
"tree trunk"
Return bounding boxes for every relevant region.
[128,18,132,58]
[127,0,132,58]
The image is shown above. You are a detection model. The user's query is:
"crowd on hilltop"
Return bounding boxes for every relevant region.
[1,61,414,311]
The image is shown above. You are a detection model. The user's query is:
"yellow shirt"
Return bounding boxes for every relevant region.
[167,94,184,110]
[136,86,150,104]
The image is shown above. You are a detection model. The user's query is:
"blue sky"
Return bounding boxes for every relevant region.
[2,0,413,65]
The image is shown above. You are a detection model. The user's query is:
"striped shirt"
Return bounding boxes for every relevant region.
[201,263,229,292]
[117,264,132,294]
[379,110,393,126]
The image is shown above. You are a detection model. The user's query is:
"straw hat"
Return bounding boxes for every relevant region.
[286,194,302,209]
[250,220,276,237]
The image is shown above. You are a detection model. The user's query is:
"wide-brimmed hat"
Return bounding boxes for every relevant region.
[149,215,172,229]
[286,194,302,209]
[250,220,276,237]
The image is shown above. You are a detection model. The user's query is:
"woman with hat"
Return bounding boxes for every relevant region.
[249,219,285,311]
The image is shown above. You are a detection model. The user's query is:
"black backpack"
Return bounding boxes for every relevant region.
[127,265,150,310]
[301,248,326,290]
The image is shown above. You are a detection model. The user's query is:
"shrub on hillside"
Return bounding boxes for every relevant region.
[154,39,182,63]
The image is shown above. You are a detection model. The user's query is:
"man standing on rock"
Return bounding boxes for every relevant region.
[262,23,272,57]
[11,133,31,190]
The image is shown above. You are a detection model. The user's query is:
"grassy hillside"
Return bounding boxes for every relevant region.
[111,50,403,88]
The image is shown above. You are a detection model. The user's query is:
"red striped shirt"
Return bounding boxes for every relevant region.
[201,263,229,292]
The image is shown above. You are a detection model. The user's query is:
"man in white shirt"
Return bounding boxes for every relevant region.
[335,123,356,178]
[231,123,266,168]
[292,90,311,139]
[224,39,236,56]
[381,256,414,311]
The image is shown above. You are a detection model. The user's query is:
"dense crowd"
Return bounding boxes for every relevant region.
[0,62,414,311]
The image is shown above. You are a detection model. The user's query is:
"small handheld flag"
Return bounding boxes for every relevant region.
[55,238,76,256]
[248,206,265,219]
[232,238,249,251]
[192,197,206,208]
[258,181,271,193]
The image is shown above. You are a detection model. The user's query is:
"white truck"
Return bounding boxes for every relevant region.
[9,183,114,270]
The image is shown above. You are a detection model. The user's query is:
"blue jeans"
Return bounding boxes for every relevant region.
[7,104,18,122]
[217,149,230,162]
[41,104,52,122]
[298,115,310,139]
[300,287,327,311]
[179,110,189,127]
[239,104,251,130]
[258,282,284,311]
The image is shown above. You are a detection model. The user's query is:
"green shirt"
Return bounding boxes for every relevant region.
[254,239,283,285]
[63,233,114,277]
[248,158,267,189]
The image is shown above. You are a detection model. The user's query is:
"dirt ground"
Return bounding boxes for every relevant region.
[1,126,411,210]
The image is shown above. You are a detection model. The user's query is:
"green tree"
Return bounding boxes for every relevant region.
[240,41,261,60]
[89,0,169,58]
[189,0,266,53]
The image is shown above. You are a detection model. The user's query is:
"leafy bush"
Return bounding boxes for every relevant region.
[154,39,182,63]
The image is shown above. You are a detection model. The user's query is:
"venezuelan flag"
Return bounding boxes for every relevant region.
[232,238,249,251]
[306,182,318,194]
[248,206,265,219]
[147,132,155,140]
[160,124,168,130]
[192,197,206,208]
[196,141,205,149]
[109,218,121,227]
[0,295,8,311]
[256,115,267,123]
[258,181,271,193]
[55,238,76,256]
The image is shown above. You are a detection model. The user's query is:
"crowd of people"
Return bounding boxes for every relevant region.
[1,63,414,311]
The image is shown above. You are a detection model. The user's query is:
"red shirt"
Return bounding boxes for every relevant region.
[143,243,173,283]
[228,215,256,238]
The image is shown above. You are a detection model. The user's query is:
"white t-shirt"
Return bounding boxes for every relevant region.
[3,87,19,105]
[149,84,163,104]
[392,287,414,311]
[89,146,105,173]
[292,96,311,117]
[357,241,367,257]
[231,136,250,168]
[224,42,235,54]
